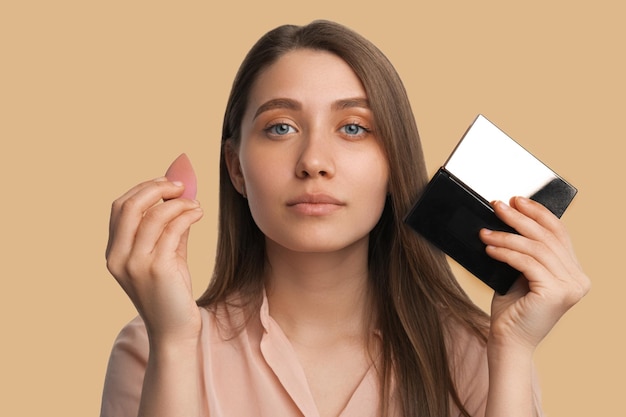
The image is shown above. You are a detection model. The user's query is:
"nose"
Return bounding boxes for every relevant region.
[295,132,335,179]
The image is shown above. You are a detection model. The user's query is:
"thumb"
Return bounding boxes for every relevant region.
[176,228,192,260]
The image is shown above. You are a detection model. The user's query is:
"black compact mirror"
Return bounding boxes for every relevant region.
[404,115,577,294]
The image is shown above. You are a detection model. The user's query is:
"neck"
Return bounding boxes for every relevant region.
[264,237,373,346]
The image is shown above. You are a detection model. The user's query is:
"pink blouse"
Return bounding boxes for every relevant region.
[100,294,543,416]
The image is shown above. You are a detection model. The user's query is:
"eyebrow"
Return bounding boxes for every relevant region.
[253,98,301,120]
[253,97,371,120]
[332,97,370,111]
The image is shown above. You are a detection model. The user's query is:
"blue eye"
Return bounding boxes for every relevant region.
[266,123,295,136]
[341,123,369,136]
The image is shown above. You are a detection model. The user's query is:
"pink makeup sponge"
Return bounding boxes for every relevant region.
[165,153,197,200]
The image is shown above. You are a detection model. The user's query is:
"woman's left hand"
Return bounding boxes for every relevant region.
[479,196,591,351]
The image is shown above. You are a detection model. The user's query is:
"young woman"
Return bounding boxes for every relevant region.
[101,20,590,417]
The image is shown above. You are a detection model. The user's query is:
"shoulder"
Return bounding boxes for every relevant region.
[99,308,231,417]
[99,316,149,417]
[111,315,150,357]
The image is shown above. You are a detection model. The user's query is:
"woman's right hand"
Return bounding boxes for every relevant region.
[105,177,204,345]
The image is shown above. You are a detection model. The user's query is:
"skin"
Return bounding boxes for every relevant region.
[105,49,590,417]
[231,50,388,255]
[106,178,206,416]
[226,50,389,416]
[481,197,590,415]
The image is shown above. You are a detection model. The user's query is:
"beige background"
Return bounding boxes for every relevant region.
[1,1,623,415]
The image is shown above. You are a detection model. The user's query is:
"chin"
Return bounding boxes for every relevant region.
[265,233,370,255]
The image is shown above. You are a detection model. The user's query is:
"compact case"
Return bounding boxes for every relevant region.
[404,115,577,294]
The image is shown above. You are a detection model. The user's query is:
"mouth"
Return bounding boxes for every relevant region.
[287,194,344,206]
[286,193,345,215]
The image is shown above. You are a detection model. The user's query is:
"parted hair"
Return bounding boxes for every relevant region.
[196,20,489,416]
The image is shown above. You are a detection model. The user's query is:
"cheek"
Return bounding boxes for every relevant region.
[368,158,389,214]
[241,151,284,196]
[354,151,389,195]
[346,153,389,220]
[366,174,389,220]
[239,151,285,223]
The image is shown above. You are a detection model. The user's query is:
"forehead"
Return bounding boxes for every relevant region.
[247,49,367,108]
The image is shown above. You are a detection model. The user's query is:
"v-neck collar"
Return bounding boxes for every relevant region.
[257,291,381,417]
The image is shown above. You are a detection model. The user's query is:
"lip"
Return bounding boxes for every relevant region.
[286,193,345,215]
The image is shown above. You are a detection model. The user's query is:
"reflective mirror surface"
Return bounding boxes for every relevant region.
[444,115,576,217]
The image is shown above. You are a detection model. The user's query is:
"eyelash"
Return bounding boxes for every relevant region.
[340,122,371,137]
[263,121,372,138]
[264,122,297,137]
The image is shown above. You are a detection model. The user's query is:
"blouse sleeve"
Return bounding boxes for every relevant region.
[100,316,149,417]
[447,319,544,417]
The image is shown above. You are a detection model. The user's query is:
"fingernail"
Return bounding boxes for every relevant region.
[481,228,493,235]
[495,200,509,210]
[172,181,184,187]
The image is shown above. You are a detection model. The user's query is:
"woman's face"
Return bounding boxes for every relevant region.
[229,49,389,254]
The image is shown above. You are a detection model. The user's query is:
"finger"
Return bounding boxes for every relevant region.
[510,197,575,252]
[507,197,583,275]
[106,179,185,262]
[115,204,202,298]
[152,206,203,261]
[112,177,167,207]
[111,177,186,220]
[482,226,589,302]
[483,243,555,286]
[132,198,201,255]
[491,199,576,268]
[176,228,191,260]
[479,228,569,283]
[126,207,203,294]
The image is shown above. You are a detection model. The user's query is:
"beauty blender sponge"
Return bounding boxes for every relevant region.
[165,153,197,200]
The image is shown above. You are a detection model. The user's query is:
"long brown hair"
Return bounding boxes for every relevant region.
[196,20,489,416]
